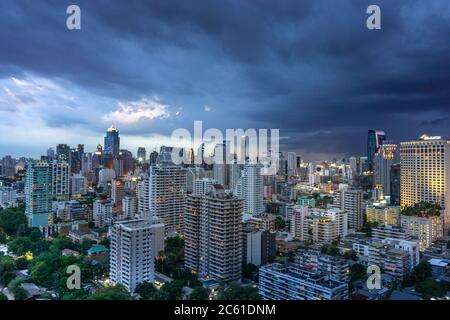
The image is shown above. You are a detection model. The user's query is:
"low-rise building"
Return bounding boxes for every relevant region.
[259,263,348,300]
[400,215,444,251]
[295,248,349,282]
[366,204,400,226]
[368,242,411,280]
[372,225,412,241]
[93,199,113,228]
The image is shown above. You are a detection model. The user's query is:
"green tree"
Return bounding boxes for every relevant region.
[8,279,28,300]
[344,250,358,261]
[0,206,27,235]
[14,257,29,270]
[49,235,78,253]
[88,285,131,300]
[99,237,110,248]
[412,261,432,284]
[154,280,184,300]
[80,238,93,254]
[242,263,258,280]
[189,287,210,300]
[11,286,28,300]
[349,263,366,281]
[0,292,7,300]
[218,283,261,300]
[416,279,446,300]
[274,216,286,230]
[321,244,340,256]
[401,202,442,217]
[0,255,15,286]
[361,222,379,236]
[135,281,157,300]
[0,228,7,243]
[61,289,89,300]
[7,237,36,255]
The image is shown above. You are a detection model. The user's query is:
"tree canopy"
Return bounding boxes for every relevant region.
[401,202,442,217]
[0,206,27,236]
[218,283,261,300]
[88,285,131,300]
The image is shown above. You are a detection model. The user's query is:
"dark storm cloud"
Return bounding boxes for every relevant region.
[421,117,449,126]
[0,0,449,159]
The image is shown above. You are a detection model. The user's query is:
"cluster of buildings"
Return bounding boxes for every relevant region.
[1,127,449,299]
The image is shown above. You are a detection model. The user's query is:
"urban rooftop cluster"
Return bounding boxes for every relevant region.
[0,128,449,301]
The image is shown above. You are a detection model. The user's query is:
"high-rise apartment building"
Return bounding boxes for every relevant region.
[184,185,243,283]
[400,135,450,234]
[242,226,276,267]
[110,217,164,292]
[373,143,397,196]
[367,129,386,170]
[213,141,230,187]
[137,147,146,162]
[295,248,349,282]
[400,214,444,251]
[111,179,125,206]
[25,161,51,227]
[123,195,138,219]
[234,162,264,216]
[1,155,15,178]
[56,144,71,163]
[93,199,113,228]
[291,207,348,244]
[366,204,400,226]
[136,174,149,214]
[0,186,17,208]
[193,178,217,196]
[70,173,87,197]
[333,189,364,231]
[290,205,310,240]
[104,125,120,157]
[287,152,297,177]
[51,161,70,200]
[149,165,187,234]
[390,163,401,205]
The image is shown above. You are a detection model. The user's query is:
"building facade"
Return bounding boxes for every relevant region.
[184,185,243,283]
[25,161,51,227]
[400,136,450,235]
[110,218,164,292]
[259,263,348,300]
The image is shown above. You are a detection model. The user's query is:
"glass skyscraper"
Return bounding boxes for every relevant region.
[367,129,386,170]
[104,125,120,157]
[25,160,51,227]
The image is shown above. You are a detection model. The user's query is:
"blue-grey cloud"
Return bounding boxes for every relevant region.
[0,0,449,160]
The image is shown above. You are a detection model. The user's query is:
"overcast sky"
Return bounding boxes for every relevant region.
[0,0,449,160]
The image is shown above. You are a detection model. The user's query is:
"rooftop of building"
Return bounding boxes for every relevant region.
[428,258,449,267]
[114,217,165,231]
[261,262,347,289]
[87,245,108,255]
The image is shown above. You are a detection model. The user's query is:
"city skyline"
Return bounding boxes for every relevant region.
[1,0,450,160]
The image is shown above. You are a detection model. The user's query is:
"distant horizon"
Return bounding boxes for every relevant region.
[1,126,447,163]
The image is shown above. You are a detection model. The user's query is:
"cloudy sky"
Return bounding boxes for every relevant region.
[0,0,449,160]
